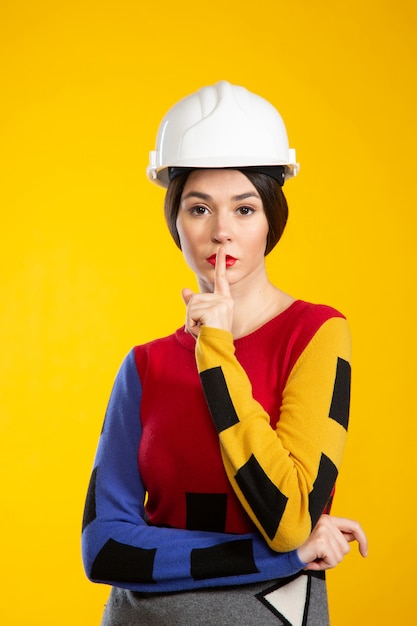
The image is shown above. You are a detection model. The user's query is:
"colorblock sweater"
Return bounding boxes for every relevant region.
[82,300,351,593]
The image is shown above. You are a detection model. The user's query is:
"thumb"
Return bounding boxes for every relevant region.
[182,288,194,305]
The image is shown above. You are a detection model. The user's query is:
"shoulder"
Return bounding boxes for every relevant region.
[132,327,195,374]
[283,299,347,339]
[279,300,350,367]
[132,330,176,359]
[289,299,346,325]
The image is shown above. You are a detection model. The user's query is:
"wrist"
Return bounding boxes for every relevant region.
[296,544,311,566]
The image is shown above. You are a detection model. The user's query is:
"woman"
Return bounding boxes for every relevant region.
[82,81,367,625]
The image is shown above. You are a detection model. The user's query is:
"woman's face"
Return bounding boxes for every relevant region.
[176,169,269,292]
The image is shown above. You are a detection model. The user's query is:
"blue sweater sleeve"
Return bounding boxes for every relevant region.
[81,349,306,593]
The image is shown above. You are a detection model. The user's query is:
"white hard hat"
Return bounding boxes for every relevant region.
[147,80,299,188]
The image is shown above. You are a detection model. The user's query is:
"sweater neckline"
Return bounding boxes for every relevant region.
[175,299,307,351]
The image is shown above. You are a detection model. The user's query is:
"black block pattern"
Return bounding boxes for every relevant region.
[82,466,97,531]
[199,367,239,433]
[191,538,259,580]
[235,454,288,540]
[329,357,351,430]
[308,454,338,527]
[91,538,156,584]
[186,492,228,532]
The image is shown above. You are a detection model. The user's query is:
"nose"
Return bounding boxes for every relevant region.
[211,212,233,244]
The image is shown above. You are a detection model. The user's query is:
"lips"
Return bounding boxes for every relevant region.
[206,254,237,267]
[225,255,237,267]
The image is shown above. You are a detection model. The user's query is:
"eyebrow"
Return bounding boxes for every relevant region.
[181,191,261,202]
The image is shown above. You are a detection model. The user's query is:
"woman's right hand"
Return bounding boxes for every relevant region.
[182,246,234,339]
[297,514,368,571]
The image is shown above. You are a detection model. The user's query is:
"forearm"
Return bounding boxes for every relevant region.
[82,515,305,592]
[195,319,351,551]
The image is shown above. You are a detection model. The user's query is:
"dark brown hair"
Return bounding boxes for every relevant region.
[164,169,288,255]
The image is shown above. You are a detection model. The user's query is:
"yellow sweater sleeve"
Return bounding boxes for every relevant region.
[195,318,351,552]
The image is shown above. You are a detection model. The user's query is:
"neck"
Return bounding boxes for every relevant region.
[231,282,294,339]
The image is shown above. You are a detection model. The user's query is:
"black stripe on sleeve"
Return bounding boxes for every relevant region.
[82,466,97,531]
[308,453,338,528]
[329,357,351,430]
[199,366,239,433]
[191,538,258,580]
[91,538,156,584]
[235,454,288,540]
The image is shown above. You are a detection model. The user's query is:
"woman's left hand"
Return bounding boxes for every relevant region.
[182,246,234,339]
[297,514,368,571]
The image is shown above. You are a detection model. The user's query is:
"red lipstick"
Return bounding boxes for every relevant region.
[206,254,237,267]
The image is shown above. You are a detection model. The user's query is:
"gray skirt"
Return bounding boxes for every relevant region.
[101,571,329,626]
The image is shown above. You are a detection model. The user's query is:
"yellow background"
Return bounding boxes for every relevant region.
[1,0,416,623]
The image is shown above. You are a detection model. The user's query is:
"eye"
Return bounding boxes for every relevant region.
[236,206,255,216]
[190,205,209,216]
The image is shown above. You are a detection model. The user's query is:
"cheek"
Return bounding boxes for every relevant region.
[176,224,198,266]
[250,222,269,252]
[176,219,204,252]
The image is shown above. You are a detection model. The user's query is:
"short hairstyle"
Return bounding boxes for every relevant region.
[163,169,288,255]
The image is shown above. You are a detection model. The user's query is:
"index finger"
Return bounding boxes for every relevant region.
[334,517,368,558]
[214,246,231,296]
[343,528,368,558]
